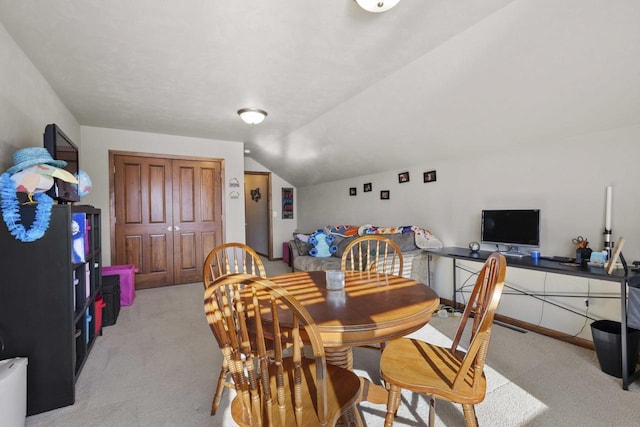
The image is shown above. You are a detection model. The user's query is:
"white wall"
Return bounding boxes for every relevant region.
[299,127,640,259]
[80,126,246,266]
[244,157,297,259]
[0,22,79,170]
[297,126,640,340]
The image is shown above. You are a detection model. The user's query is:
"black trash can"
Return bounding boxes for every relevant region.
[591,320,640,378]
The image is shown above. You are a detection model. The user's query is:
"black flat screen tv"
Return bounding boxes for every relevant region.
[481,209,540,255]
[43,124,80,203]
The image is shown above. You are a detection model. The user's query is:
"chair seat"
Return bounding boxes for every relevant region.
[380,338,486,405]
[231,357,361,427]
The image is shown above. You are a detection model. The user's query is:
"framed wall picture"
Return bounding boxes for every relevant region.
[380,190,390,200]
[282,187,293,219]
[349,187,357,196]
[398,171,410,183]
[423,170,437,183]
[364,182,372,192]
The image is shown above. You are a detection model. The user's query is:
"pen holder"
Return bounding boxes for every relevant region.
[576,247,593,264]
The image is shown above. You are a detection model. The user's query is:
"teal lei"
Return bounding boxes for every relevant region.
[0,172,53,242]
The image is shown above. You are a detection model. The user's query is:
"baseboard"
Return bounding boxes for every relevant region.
[439,297,595,350]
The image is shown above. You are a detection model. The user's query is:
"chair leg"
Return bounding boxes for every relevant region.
[462,403,478,427]
[428,396,436,427]
[384,384,402,427]
[211,361,230,415]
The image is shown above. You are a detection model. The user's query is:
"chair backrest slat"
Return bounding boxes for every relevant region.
[340,235,404,276]
[204,274,331,426]
[203,243,267,289]
[450,252,506,391]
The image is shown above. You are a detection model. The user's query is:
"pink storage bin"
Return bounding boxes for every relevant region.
[102,264,138,306]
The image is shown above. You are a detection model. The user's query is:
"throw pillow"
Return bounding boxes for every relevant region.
[328,225,360,237]
[293,233,313,255]
[308,229,337,258]
[412,226,443,249]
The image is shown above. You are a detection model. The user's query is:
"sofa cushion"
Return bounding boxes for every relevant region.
[332,235,356,258]
[331,233,417,257]
[293,255,342,272]
[385,232,418,252]
[292,246,430,284]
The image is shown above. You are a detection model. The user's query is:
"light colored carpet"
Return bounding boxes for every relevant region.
[26,258,640,426]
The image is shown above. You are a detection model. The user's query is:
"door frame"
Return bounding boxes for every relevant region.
[108,150,226,266]
[244,171,273,260]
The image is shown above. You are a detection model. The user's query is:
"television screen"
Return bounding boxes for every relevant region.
[43,124,80,203]
[481,209,540,248]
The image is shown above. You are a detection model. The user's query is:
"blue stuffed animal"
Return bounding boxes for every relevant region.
[308,229,337,258]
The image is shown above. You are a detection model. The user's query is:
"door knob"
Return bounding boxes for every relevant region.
[166,226,173,231]
[174,226,181,231]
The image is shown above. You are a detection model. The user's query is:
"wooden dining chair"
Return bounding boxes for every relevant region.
[203,242,266,287]
[203,243,266,415]
[204,274,362,426]
[340,235,404,276]
[341,235,404,352]
[379,252,506,427]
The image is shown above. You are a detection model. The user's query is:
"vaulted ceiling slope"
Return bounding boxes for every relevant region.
[1,1,639,187]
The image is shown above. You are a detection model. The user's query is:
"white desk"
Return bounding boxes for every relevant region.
[426,246,640,390]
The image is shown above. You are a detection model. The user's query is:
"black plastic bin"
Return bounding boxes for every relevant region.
[101,275,121,327]
[591,320,640,378]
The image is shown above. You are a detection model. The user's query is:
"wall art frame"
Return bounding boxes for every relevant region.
[423,170,437,183]
[282,187,293,219]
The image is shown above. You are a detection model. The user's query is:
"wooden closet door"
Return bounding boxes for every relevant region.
[113,154,223,288]
[114,155,174,289]
[172,159,222,284]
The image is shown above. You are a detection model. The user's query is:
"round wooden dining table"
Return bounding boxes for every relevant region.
[268,270,440,405]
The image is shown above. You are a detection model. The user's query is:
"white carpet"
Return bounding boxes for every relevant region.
[26,259,640,426]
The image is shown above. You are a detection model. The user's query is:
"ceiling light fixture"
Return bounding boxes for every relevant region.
[237,108,267,125]
[354,0,400,13]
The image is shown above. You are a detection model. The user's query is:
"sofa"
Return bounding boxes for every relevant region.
[287,225,443,285]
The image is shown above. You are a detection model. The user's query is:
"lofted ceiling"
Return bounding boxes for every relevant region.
[1,1,639,187]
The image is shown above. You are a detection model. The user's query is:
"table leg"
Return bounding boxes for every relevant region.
[453,258,458,309]
[325,346,354,369]
[325,346,390,406]
[621,278,629,390]
[325,346,361,426]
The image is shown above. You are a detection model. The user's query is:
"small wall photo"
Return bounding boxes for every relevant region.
[398,171,410,183]
[423,170,437,183]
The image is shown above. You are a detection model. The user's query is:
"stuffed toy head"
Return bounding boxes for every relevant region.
[308,229,337,257]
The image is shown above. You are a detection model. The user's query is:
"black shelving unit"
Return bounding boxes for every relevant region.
[0,204,101,415]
